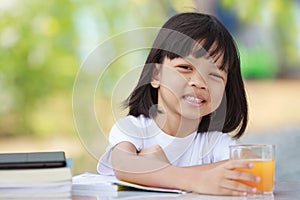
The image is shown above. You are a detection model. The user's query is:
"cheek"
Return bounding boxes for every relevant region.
[158,74,187,106]
[160,70,187,93]
[209,83,226,108]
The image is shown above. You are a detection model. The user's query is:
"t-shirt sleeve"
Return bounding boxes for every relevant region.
[97,116,143,175]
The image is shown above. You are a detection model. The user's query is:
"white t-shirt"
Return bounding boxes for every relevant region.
[97,115,237,175]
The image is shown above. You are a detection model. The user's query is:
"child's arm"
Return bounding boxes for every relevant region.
[111,142,259,196]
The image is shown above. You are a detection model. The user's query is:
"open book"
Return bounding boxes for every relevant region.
[72,172,186,195]
[114,179,185,194]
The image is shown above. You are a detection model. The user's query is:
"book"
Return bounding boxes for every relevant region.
[114,180,186,194]
[0,151,72,199]
[0,151,66,169]
[0,192,71,199]
[72,172,186,196]
[72,172,118,197]
[0,181,71,199]
[0,167,72,183]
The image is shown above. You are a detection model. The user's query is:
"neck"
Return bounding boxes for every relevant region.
[154,112,201,138]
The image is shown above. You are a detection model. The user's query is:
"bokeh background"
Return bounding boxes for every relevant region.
[1,0,299,180]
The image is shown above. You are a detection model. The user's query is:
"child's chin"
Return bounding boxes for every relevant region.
[181,113,203,121]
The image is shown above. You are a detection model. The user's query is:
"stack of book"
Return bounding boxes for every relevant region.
[0,151,72,199]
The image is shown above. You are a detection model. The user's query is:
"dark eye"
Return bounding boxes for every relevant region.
[177,65,192,70]
[210,73,223,79]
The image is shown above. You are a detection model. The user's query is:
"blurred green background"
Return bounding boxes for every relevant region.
[0,0,300,175]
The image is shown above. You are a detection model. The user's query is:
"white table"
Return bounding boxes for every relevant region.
[72,181,300,199]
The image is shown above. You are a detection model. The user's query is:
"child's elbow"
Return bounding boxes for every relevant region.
[113,169,124,180]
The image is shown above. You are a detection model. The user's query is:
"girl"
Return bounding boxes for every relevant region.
[98,12,259,196]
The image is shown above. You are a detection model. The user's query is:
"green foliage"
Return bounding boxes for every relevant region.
[220,0,300,78]
[0,0,172,136]
[0,0,78,135]
[240,46,278,79]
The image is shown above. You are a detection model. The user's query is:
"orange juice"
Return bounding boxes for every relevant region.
[236,159,275,193]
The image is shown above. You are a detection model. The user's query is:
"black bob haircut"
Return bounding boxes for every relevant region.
[125,12,248,139]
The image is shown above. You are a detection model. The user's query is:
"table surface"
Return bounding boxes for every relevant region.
[72,181,300,200]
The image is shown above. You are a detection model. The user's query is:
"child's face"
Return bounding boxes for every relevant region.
[152,54,227,121]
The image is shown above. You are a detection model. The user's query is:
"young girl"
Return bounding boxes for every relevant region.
[98,12,259,196]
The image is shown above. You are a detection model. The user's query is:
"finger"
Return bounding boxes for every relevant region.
[221,189,248,196]
[138,145,170,163]
[225,169,260,183]
[139,145,162,155]
[225,160,253,170]
[216,185,248,196]
[220,179,257,194]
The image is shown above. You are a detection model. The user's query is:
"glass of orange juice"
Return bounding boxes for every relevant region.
[230,144,275,195]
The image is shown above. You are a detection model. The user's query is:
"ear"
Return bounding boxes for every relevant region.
[150,64,161,88]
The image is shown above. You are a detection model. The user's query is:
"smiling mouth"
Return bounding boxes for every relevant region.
[183,96,205,105]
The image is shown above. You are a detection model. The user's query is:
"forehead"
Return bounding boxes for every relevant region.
[194,40,224,56]
[188,41,226,69]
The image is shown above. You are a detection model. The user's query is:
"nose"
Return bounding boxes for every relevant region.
[188,71,207,89]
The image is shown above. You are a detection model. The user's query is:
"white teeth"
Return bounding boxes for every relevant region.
[185,96,203,103]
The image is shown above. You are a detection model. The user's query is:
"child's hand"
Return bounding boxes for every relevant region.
[112,142,171,175]
[189,160,260,196]
[138,145,170,163]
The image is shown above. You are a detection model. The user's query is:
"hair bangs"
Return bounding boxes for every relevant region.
[158,29,198,61]
[191,31,233,72]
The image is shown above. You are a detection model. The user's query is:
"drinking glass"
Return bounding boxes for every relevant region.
[230,144,275,195]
